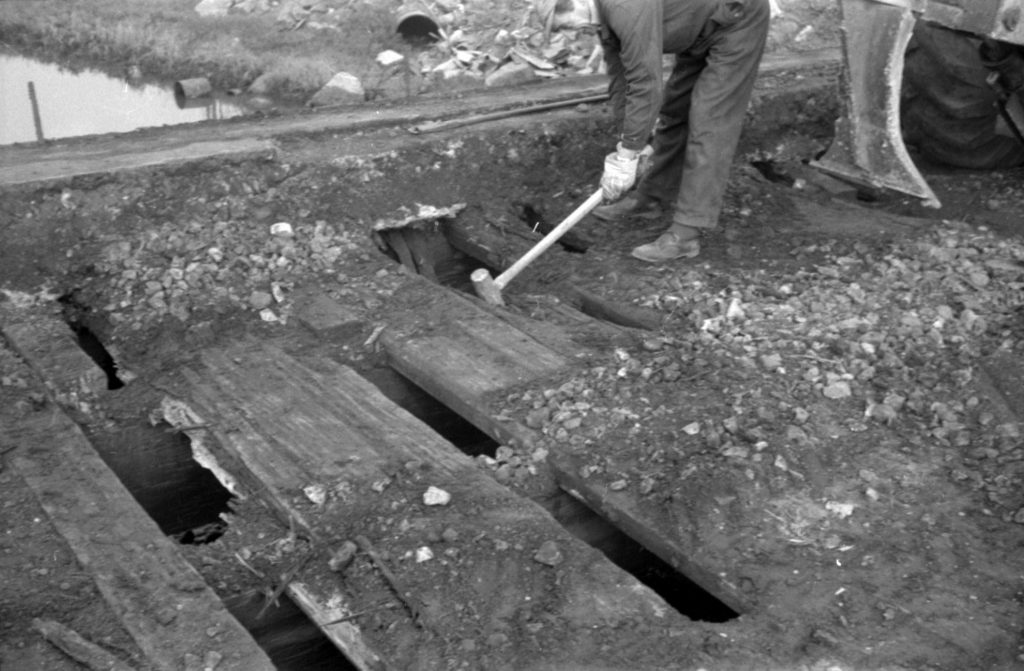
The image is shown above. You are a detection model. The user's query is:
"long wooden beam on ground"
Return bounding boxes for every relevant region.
[167,338,706,670]
[1,306,274,671]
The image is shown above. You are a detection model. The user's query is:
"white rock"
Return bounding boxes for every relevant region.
[270,222,294,237]
[725,298,745,320]
[423,486,451,506]
[195,0,232,17]
[415,546,434,563]
[304,484,327,506]
[376,50,405,67]
[826,501,855,518]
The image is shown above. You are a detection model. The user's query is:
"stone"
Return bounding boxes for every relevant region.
[328,540,358,572]
[194,0,232,17]
[376,50,405,67]
[423,486,451,506]
[248,290,273,310]
[308,72,365,107]
[533,540,564,567]
[484,62,538,88]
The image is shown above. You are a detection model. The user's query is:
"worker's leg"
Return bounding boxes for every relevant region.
[635,54,705,205]
[633,0,770,261]
[669,0,770,233]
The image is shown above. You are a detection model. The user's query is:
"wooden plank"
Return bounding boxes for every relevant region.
[171,340,704,670]
[380,286,570,447]
[1,306,273,670]
[552,455,750,614]
[980,351,1024,420]
[1,307,108,401]
[570,286,664,331]
[9,390,274,671]
[0,139,277,187]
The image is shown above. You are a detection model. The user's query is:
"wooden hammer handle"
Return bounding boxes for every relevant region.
[494,188,604,290]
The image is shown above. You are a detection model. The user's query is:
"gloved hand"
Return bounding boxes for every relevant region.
[636,144,655,181]
[600,143,639,202]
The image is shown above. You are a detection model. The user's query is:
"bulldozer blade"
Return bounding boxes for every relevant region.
[812,0,941,207]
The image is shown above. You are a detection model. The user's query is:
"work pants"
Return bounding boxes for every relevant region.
[638,0,770,232]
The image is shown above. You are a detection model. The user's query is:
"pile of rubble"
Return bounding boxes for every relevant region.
[495,220,1024,523]
[193,0,604,104]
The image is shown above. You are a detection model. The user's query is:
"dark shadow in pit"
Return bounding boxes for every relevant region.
[374,223,493,296]
[57,293,125,390]
[541,490,739,623]
[225,589,357,671]
[361,366,498,458]
[85,420,235,544]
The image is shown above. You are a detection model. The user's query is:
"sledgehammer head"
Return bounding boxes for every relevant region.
[471,268,505,306]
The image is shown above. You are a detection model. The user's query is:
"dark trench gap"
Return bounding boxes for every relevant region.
[376,226,495,295]
[511,201,589,253]
[362,368,738,622]
[61,320,125,390]
[750,159,795,186]
[224,589,357,671]
[87,420,235,544]
[542,490,739,623]
[361,366,498,458]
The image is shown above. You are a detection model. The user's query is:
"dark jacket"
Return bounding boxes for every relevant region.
[598,0,755,150]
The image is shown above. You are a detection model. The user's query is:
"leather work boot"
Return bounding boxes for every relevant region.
[631,230,700,263]
[592,195,663,222]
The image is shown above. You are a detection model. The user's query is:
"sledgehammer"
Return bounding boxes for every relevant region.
[471,188,603,306]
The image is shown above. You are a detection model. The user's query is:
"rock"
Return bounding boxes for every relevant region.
[194,0,232,17]
[484,62,538,88]
[423,486,451,506]
[376,50,405,67]
[823,381,851,399]
[247,73,276,95]
[328,540,358,572]
[533,540,564,567]
[308,72,365,107]
[248,290,273,310]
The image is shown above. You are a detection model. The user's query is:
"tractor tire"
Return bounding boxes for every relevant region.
[901,22,1024,169]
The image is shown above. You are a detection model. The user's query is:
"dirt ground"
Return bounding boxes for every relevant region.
[3,1,1024,670]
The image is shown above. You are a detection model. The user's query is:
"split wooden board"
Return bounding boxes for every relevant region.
[1,306,273,671]
[169,339,705,670]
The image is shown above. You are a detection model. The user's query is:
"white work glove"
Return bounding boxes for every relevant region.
[600,143,639,202]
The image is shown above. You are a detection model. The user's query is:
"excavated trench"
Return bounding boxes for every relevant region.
[0,67,843,666]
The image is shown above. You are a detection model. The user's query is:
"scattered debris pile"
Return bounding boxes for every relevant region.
[496,221,1024,526]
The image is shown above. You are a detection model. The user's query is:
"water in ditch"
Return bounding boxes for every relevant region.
[0,52,251,146]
